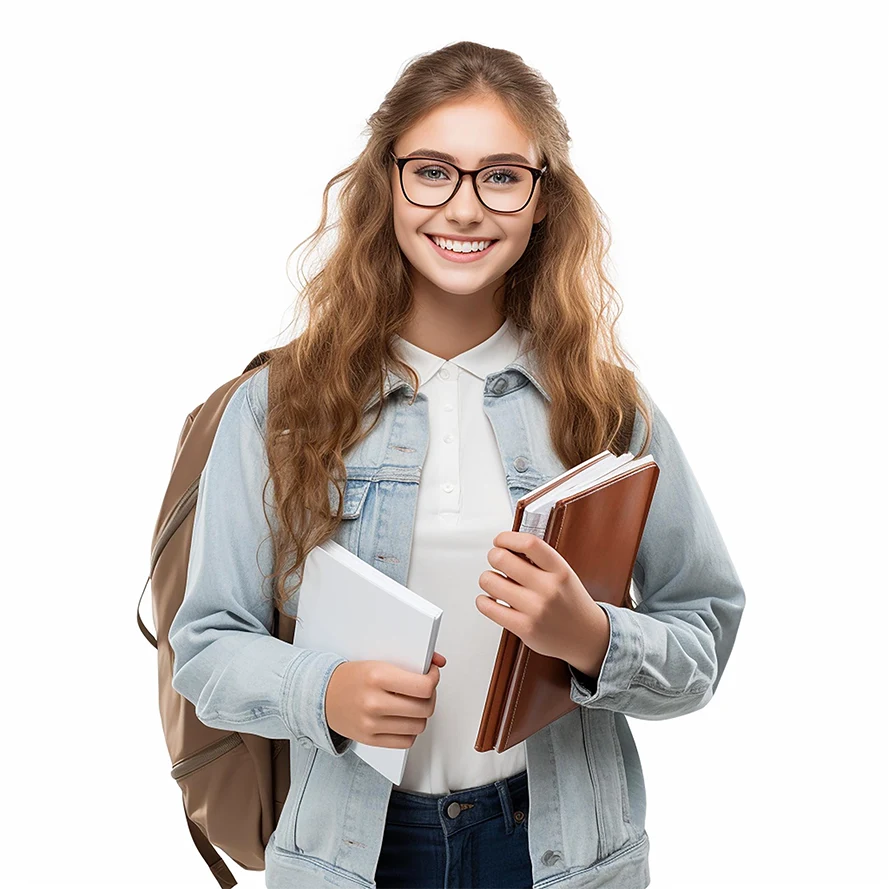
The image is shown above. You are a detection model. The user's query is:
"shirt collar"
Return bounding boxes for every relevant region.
[362,319,549,413]
[391,316,526,388]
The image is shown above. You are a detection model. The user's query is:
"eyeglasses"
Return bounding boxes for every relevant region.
[390,151,547,213]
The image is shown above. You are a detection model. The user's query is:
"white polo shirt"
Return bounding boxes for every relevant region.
[391,316,530,795]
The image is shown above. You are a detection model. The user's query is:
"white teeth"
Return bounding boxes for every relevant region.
[431,235,493,253]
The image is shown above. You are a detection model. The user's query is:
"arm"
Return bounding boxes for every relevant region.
[168,372,351,756]
[566,387,746,719]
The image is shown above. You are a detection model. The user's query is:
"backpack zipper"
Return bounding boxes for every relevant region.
[171,732,242,780]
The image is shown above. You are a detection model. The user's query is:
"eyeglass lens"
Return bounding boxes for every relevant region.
[401,159,534,212]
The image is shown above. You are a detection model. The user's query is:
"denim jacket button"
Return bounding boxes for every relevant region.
[492,377,508,394]
[513,456,529,472]
[542,850,563,865]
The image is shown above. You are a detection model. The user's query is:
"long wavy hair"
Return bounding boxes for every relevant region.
[260,40,653,613]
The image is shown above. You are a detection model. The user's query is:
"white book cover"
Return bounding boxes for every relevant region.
[293,537,443,784]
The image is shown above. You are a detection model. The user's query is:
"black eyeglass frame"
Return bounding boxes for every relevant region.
[390,151,547,213]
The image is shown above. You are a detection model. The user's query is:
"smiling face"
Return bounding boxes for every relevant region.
[391,94,547,304]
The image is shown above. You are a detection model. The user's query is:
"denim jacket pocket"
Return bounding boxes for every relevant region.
[580,707,633,859]
[327,476,372,555]
[329,476,372,520]
[276,740,318,855]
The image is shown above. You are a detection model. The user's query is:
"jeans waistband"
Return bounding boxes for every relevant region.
[386,770,529,833]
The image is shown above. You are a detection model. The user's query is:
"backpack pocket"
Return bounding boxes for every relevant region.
[171,731,270,870]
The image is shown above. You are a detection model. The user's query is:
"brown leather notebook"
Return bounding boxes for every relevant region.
[474,450,660,753]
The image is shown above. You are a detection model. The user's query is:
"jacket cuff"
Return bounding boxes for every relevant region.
[568,602,645,705]
[282,648,352,757]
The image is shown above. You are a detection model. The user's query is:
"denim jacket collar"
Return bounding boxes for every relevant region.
[365,345,552,414]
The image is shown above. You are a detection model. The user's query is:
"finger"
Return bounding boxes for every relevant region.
[489,545,548,590]
[381,661,440,698]
[476,592,525,637]
[480,567,536,614]
[383,686,437,720]
[493,531,567,574]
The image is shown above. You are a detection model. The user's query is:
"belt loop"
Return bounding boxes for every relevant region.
[495,779,515,835]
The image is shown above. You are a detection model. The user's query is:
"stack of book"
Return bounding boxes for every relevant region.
[294,448,659,781]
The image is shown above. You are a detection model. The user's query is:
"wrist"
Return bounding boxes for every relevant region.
[568,601,610,679]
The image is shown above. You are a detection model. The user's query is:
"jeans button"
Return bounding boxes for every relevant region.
[446,801,461,819]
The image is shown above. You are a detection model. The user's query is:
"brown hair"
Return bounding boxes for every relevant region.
[261,40,652,612]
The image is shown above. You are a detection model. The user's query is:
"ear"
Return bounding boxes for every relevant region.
[533,199,548,225]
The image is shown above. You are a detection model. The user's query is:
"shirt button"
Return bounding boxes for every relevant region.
[442,482,454,493]
[439,367,450,380]
[443,433,454,443]
[444,403,454,412]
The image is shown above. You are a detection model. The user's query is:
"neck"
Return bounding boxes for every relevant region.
[398,271,507,360]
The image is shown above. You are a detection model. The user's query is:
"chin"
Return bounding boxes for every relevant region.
[418,266,498,296]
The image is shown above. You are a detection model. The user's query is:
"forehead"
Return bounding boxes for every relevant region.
[394,96,538,167]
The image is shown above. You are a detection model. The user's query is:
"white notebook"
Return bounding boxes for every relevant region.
[293,537,443,784]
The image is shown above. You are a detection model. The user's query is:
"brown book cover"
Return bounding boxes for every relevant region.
[474,451,659,753]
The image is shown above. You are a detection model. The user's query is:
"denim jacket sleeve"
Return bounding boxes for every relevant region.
[567,384,746,719]
[168,372,352,757]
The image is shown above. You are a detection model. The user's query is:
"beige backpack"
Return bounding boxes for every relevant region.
[137,348,293,888]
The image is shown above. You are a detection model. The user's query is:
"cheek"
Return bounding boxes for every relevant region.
[496,226,534,267]
[393,226,426,269]
[392,199,427,243]
[391,211,417,258]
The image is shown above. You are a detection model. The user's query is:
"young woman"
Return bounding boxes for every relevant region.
[169,41,746,889]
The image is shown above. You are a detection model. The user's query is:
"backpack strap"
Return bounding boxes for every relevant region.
[182,798,237,889]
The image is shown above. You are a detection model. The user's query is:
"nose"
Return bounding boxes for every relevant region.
[444,172,485,224]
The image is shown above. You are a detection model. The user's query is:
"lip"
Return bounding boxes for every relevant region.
[425,233,498,263]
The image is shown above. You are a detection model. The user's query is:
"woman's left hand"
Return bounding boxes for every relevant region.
[477,531,608,672]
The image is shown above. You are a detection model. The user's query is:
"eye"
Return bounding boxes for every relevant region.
[481,168,521,186]
[414,164,452,182]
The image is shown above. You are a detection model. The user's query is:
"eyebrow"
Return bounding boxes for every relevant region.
[404,148,534,166]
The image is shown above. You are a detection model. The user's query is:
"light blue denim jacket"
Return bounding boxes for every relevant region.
[169,350,746,889]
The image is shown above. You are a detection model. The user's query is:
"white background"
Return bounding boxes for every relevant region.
[3,2,886,888]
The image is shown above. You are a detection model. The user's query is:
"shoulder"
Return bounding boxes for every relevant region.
[596,361,658,457]
[626,374,659,458]
[241,363,270,434]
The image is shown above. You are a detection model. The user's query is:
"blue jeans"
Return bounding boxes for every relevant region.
[374,769,532,888]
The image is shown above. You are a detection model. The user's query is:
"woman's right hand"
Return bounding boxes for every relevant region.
[324,650,447,748]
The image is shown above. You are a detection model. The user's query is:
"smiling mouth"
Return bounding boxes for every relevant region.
[424,233,499,257]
